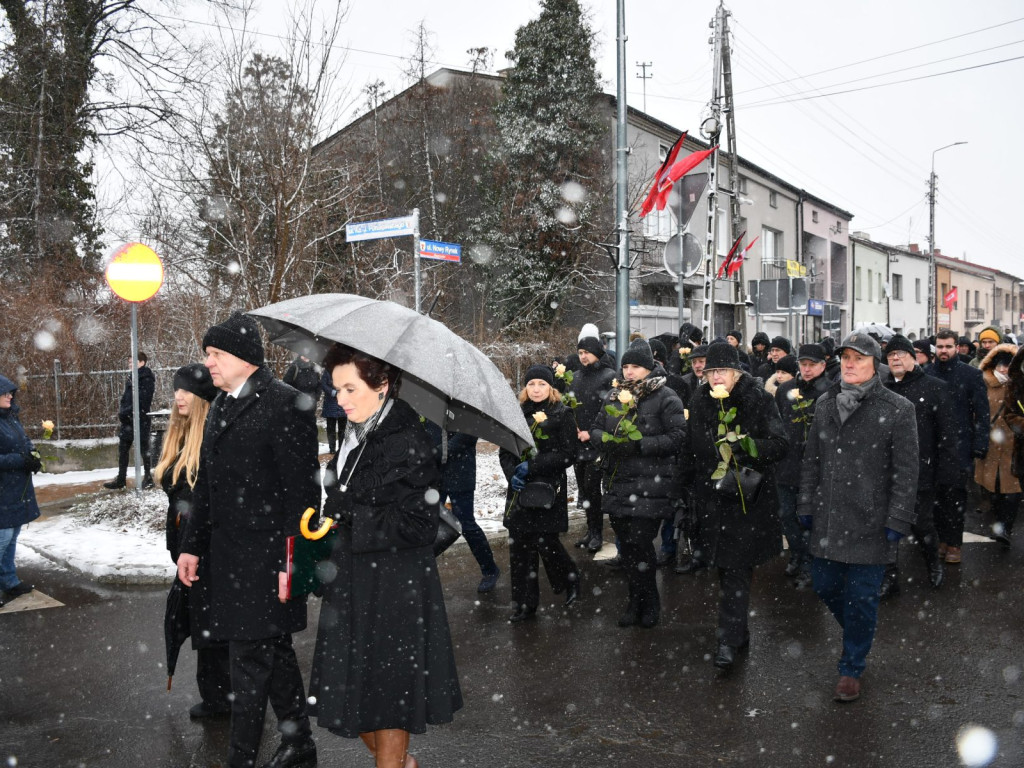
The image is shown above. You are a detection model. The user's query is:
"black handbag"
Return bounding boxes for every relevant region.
[714,465,764,504]
[433,503,463,556]
[519,481,557,509]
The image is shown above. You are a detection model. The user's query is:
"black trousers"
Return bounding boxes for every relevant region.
[227,634,311,768]
[717,567,753,647]
[609,515,661,610]
[574,460,604,535]
[197,644,232,708]
[115,426,151,479]
[934,483,967,547]
[508,530,578,610]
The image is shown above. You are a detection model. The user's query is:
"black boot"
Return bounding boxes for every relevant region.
[639,590,660,629]
[104,440,130,490]
[878,566,900,598]
[509,605,537,623]
[674,556,707,575]
[617,595,641,627]
[713,642,737,670]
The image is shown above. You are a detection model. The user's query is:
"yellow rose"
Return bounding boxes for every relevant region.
[554,364,566,377]
[611,378,619,388]
[709,384,730,400]
[42,419,55,431]
[617,390,634,405]
[533,411,548,424]
[684,409,690,420]
[679,347,692,357]
[788,389,804,402]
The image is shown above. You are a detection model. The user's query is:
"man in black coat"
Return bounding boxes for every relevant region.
[773,344,831,588]
[755,336,791,381]
[929,329,990,565]
[103,351,156,490]
[178,312,321,768]
[882,335,958,595]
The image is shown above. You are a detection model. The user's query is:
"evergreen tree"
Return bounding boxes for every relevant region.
[473,0,606,334]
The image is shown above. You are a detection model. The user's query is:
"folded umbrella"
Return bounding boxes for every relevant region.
[164,579,190,690]
[248,293,534,457]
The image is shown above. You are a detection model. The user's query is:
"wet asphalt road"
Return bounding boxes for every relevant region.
[2,520,1023,768]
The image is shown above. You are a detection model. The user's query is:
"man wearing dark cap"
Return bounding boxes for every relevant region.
[726,329,751,369]
[572,334,616,553]
[913,339,933,368]
[773,344,831,588]
[755,336,792,381]
[956,336,974,365]
[178,312,321,768]
[750,331,771,372]
[798,332,919,703]
[881,334,957,596]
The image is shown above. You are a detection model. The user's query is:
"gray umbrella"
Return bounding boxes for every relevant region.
[248,293,534,457]
[853,322,896,342]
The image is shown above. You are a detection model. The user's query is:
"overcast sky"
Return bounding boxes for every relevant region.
[201,0,1023,275]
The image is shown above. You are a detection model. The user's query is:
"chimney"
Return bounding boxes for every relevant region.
[908,243,919,253]
[934,248,943,258]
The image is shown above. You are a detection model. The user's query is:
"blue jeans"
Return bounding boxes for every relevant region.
[811,558,887,678]
[658,518,676,556]
[0,525,22,590]
[776,483,809,566]
[447,489,498,577]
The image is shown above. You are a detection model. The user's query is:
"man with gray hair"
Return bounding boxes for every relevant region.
[798,332,919,703]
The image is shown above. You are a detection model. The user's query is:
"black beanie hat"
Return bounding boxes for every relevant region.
[703,341,742,371]
[202,312,265,366]
[797,343,826,363]
[648,338,668,365]
[751,331,771,348]
[885,334,916,358]
[775,355,798,377]
[577,335,605,359]
[912,339,933,359]
[769,336,792,355]
[820,336,836,357]
[621,339,656,371]
[727,328,743,344]
[173,363,220,402]
[524,363,555,387]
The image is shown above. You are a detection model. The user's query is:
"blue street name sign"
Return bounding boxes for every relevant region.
[419,239,462,263]
[346,216,417,242]
[807,299,824,316]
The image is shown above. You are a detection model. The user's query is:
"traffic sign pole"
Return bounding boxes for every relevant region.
[413,208,421,314]
[130,304,142,496]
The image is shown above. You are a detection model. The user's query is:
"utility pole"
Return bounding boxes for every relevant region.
[927,141,966,332]
[636,61,653,114]
[614,0,630,365]
[700,2,726,342]
[720,7,743,341]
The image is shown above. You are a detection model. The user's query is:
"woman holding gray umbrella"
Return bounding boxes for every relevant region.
[309,343,461,768]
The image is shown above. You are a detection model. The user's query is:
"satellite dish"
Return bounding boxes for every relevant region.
[664,232,703,279]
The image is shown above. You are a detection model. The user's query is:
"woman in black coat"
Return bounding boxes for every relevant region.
[590,340,687,629]
[570,337,616,552]
[500,364,580,622]
[154,364,230,718]
[309,344,461,768]
[686,343,787,670]
[0,374,41,605]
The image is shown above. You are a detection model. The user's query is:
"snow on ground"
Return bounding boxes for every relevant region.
[19,444,583,583]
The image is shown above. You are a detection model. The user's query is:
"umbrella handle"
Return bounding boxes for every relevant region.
[300,507,333,540]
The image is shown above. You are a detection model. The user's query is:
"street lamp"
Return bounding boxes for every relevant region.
[927,141,967,332]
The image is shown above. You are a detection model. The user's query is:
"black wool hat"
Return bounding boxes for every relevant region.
[577,335,605,359]
[912,339,933,359]
[621,339,656,371]
[820,336,837,357]
[727,328,743,343]
[173,363,220,402]
[648,338,668,365]
[775,355,798,377]
[797,343,826,363]
[202,312,265,366]
[885,334,916,358]
[679,322,704,345]
[703,341,742,371]
[524,363,555,387]
[769,336,792,355]
[751,331,771,348]
[689,344,709,359]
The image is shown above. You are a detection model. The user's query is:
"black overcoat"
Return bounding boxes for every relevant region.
[885,364,958,491]
[590,377,687,521]
[928,356,990,472]
[1006,347,1024,480]
[117,365,155,440]
[308,399,462,738]
[798,377,919,565]
[774,374,832,488]
[686,374,787,568]
[500,399,578,533]
[570,361,615,462]
[179,366,320,641]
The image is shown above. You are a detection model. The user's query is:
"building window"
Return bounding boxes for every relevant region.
[1007,293,1012,312]
[868,268,873,302]
[769,190,778,208]
[762,227,783,264]
[976,290,981,311]
[737,176,747,194]
[811,210,819,223]
[892,273,903,301]
[856,266,863,300]
[915,277,921,303]
[878,273,883,304]
[642,143,676,241]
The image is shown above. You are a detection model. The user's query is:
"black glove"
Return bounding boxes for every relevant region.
[972,448,988,460]
[23,452,43,473]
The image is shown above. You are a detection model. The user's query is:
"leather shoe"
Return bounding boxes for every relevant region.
[928,560,945,589]
[564,578,581,607]
[477,567,500,593]
[604,555,624,570]
[878,569,900,599]
[713,642,737,670]
[102,478,126,490]
[944,546,961,564]
[259,738,317,768]
[674,557,707,575]
[4,583,33,599]
[586,534,603,553]
[141,474,155,490]
[574,534,590,549]
[508,605,536,623]
[834,675,861,703]
[189,701,230,720]
[617,599,641,627]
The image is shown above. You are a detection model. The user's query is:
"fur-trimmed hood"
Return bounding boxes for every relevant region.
[980,342,1019,386]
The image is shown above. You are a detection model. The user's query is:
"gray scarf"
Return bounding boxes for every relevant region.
[835,375,878,425]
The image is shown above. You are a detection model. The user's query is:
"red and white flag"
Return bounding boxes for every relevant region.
[639,132,686,218]
[943,287,958,308]
[640,137,718,218]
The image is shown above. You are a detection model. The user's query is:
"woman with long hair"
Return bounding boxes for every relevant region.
[499,364,580,622]
[309,343,461,768]
[155,363,231,718]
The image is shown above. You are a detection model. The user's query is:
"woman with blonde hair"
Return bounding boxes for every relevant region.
[155,363,231,719]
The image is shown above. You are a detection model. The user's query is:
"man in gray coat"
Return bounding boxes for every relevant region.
[798,332,919,704]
